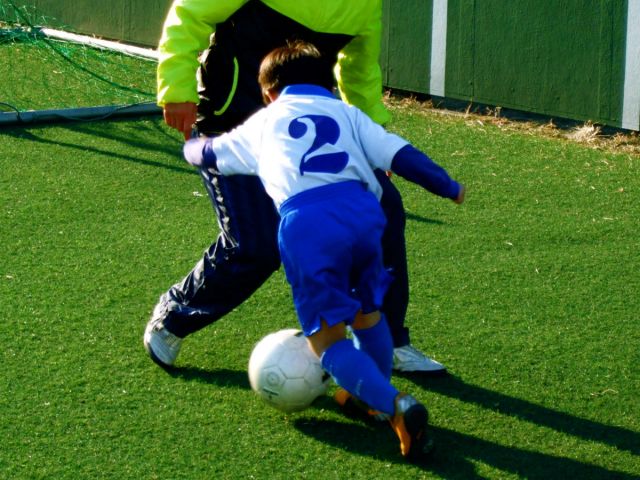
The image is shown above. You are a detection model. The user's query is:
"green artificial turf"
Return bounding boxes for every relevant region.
[1,104,638,479]
[1,37,639,478]
[1,36,155,112]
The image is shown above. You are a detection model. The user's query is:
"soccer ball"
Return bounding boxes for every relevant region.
[248,329,330,413]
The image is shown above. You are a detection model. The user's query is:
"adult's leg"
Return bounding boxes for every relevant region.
[376,171,447,374]
[155,168,281,338]
[376,170,410,348]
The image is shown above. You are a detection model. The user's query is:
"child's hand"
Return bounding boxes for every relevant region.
[453,185,465,204]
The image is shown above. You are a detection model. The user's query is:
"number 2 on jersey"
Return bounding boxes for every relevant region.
[288,115,349,175]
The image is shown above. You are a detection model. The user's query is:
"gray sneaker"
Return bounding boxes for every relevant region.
[393,345,446,373]
[143,309,182,368]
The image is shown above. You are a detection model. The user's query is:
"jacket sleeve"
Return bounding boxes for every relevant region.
[156,0,247,106]
[335,15,390,125]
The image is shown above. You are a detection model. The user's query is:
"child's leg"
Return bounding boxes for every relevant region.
[309,320,399,416]
[321,339,398,415]
[351,311,394,381]
[309,319,430,459]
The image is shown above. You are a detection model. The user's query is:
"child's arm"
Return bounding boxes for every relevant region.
[182,132,258,177]
[391,144,465,204]
[183,137,218,170]
[183,112,264,174]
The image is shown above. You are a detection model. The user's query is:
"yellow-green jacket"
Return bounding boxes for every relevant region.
[157,0,390,125]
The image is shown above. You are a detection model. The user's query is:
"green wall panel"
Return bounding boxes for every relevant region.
[382,0,630,128]
[382,0,433,94]
[469,0,626,125]
[18,0,172,46]
[443,0,475,100]
[127,1,174,46]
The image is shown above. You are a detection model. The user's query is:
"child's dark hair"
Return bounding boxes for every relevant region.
[258,40,335,96]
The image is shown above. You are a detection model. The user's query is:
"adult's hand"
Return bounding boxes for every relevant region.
[163,102,197,140]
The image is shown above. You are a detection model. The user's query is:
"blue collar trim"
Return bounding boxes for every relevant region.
[281,84,336,98]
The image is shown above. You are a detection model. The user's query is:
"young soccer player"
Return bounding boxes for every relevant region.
[183,41,465,461]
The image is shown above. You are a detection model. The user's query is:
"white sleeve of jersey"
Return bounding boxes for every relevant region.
[353,108,409,170]
[210,110,266,176]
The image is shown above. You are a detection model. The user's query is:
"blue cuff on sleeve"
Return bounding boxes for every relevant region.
[391,144,460,199]
[183,138,218,169]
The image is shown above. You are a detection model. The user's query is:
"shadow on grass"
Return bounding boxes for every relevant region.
[403,373,639,457]
[2,118,195,175]
[66,116,183,155]
[161,366,636,477]
[165,365,251,389]
[295,402,637,479]
[423,425,639,480]
[405,212,446,225]
[293,416,408,466]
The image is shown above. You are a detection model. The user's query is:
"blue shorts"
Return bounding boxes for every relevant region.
[278,181,392,337]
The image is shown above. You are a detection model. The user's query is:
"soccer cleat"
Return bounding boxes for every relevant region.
[334,388,390,422]
[393,345,447,374]
[143,309,182,368]
[390,393,432,460]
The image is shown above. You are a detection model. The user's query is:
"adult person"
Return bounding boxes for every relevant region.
[144,0,447,374]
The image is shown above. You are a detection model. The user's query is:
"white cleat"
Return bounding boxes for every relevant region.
[393,345,447,374]
[143,316,183,368]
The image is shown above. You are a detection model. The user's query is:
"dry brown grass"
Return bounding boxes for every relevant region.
[384,91,640,157]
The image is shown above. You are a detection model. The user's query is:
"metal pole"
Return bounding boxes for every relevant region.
[0,103,161,127]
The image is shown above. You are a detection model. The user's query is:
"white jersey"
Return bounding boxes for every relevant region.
[208,85,409,209]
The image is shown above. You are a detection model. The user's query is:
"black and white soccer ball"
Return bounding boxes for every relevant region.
[248,329,330,413]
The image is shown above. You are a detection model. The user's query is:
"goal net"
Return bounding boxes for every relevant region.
[0,0,159,126]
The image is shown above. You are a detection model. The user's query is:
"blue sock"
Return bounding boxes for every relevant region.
[321,338,398,415]
[352,315,394,380]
